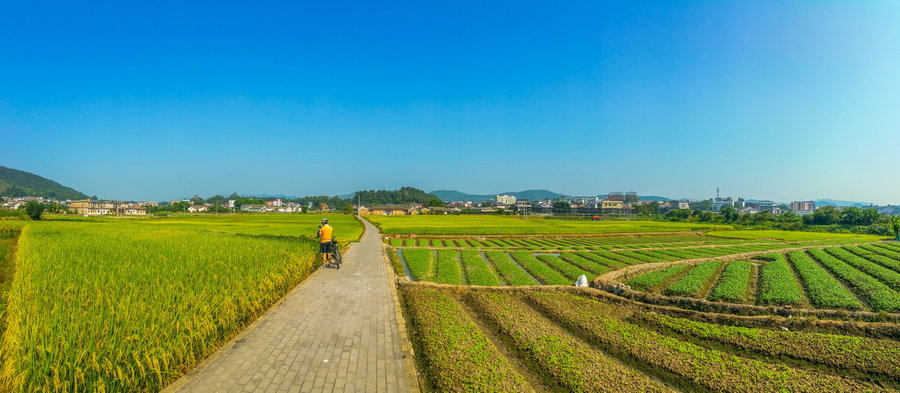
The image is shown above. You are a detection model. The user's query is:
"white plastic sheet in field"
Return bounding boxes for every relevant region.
[575,274,588,287]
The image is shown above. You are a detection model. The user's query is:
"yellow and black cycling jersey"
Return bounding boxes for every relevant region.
[318,225,333,243]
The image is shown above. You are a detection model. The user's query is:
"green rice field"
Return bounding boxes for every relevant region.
[0,214,363,392]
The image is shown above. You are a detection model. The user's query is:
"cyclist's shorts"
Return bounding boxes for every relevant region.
[319,243,333,253]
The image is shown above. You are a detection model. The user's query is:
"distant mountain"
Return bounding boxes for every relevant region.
[637,195,672,202]
[431,189,564,202]
[0,166,88,200]
[248,193,302,199]
[814,199,872,208]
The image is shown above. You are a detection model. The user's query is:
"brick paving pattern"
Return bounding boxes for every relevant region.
[177,219,416,393]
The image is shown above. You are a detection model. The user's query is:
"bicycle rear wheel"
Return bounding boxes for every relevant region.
[329,241,341,266]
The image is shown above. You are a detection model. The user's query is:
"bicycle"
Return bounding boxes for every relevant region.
[328,239,342,269]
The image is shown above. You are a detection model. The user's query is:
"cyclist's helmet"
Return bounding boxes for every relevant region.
[322,218,328,224]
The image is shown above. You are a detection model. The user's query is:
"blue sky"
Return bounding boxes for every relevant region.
[1,1,898,203]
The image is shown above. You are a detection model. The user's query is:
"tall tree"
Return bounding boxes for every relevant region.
[23,200,45,220]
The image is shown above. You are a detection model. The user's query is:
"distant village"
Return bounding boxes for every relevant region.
[397,192,815,216]
[3,190,893,217]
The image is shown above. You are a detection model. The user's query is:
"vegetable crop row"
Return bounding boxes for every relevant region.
[630,311,900,379]
[434,250,464,284]
[807,248,899,312]
[786,251,862,310]
[484,251,536,286]
[526,292,885,393]
[509,252,571,285]
[558,253,609,275]
[467,292,671,392]
[402,287,532,392]
[662,261,722,298]
[832,247,900,289]
[756,253,806,306]
[626,265,690,292]
[536,255,589,281]
[460,250,501,286]
[707,261,753,302]
[403,249,435,281]
[859,244,900,271]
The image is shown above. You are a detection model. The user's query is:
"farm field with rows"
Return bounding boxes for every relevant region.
[613,243,900,313]
[0,214,363,392]
[400,284,899,392]
[368,214,734,235]
[388,216,900,391]
[386,230,889,287]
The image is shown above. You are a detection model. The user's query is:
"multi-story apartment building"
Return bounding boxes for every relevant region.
[494,195,517,205]
[791,200,816,215]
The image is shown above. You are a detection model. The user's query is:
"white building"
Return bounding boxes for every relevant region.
[561,196,600,207]
[494,195,517,205]
[668,201,690,210]
[758,200,776,212]
[712,198,735,211]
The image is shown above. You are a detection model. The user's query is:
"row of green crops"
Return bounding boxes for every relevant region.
[368,215,733,235]
[1,220,327,392]
[662,260,723,297]
[388,235,750,249]
[787,251,862,309]
[861,243,900,269]
[396,248,648,286]
[466,292,671,392]
[526,292,885,392]
[855,244,900,271]
[750,253,805,306]
[807,248,899,312]
[630,311,900,379]
[827,247,900,290]
[537,254,589,280]
[460,250,500,286]
[388,234,883,253]
[402,285,894,393]
[624,244,900,312]
[434,250,464,284]
[625,265,690,292]
[707,261,753,302]
[558,253,610,275]
[400,287,531,392]
[509,252,570,285]
[388,237,794,251]
[483,251,537,285]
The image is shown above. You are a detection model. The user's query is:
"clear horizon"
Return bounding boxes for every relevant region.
[2,1,899,204]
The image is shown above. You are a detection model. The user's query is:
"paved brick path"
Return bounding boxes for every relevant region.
[174,219,418,393]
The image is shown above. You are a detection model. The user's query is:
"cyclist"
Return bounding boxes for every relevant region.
[317,218,335,268]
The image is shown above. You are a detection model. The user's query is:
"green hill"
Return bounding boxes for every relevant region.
[354,187,440,205]
[0,166,88,200]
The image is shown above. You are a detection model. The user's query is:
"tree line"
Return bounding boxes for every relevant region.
[656,205,899,236]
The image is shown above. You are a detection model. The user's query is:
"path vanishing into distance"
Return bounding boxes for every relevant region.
[172,219,419,393]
